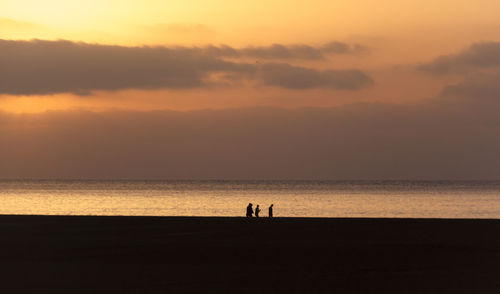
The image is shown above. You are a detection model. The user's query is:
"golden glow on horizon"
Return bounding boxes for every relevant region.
[0,95,86,113]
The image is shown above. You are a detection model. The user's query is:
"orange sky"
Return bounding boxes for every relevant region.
[1,0,500,113]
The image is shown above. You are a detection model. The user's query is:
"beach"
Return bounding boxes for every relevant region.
[0,215,499,293]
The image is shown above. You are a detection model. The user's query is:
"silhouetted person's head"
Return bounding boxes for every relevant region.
[249,203,252,206]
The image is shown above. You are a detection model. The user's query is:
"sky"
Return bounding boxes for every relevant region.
[1,0,500,179]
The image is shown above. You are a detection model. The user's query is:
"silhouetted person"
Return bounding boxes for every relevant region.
[255,205,261,218]
[246,203,253,217]
[269,204,274,218]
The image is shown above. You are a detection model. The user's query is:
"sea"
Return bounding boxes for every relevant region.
[0,180,499,218]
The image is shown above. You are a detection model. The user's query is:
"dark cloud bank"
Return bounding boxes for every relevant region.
[0,39,372,95]
[1,90,499,180]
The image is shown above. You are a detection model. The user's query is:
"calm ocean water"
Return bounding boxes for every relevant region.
[0,180,499,218]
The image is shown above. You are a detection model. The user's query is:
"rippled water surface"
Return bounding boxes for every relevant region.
[0,180,499,218]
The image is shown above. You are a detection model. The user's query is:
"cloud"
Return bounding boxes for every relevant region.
[418,42,500,74]
[0,39,241,95]
[186,41,366,60]
[256,63,373,89]
[0,39,372,95]
[1,92,499,180]
[224,41,367,60]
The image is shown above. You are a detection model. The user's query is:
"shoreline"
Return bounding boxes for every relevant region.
[1,214,499,220]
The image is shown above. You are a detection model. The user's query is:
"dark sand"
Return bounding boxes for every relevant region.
[0,216,499,293]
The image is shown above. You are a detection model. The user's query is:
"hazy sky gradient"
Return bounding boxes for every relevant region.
[1,1,499,179]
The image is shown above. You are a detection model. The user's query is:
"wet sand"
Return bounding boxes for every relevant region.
[0,215,499,293]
